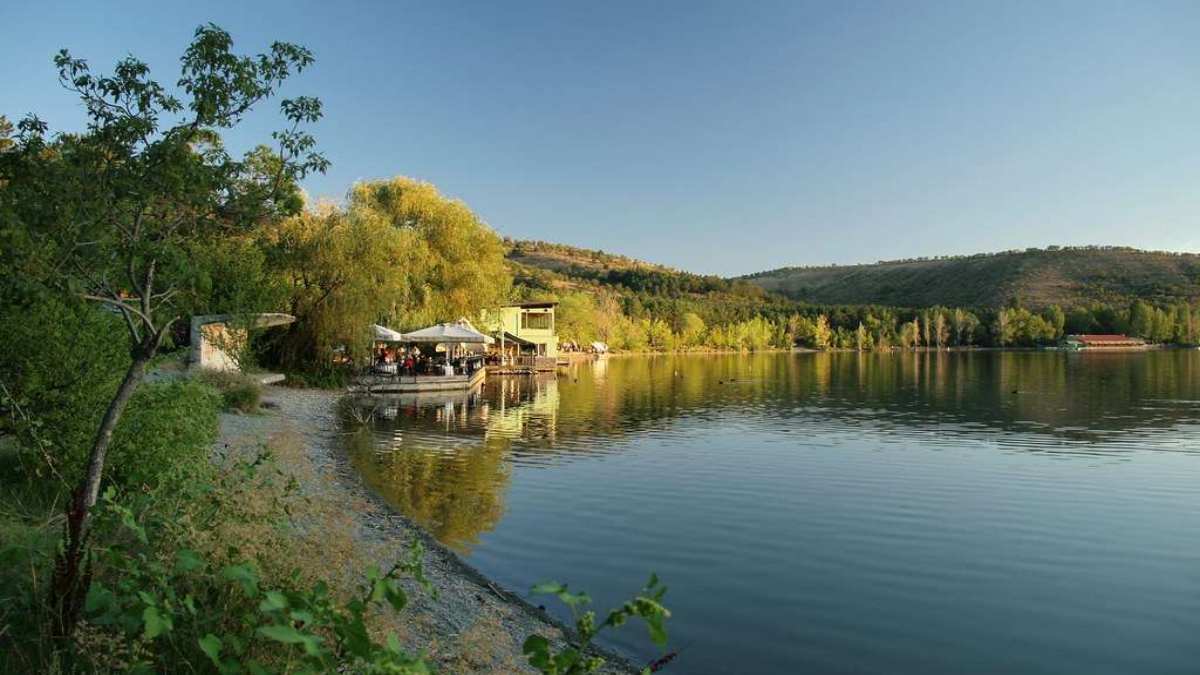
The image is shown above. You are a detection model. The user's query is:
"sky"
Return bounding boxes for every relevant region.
[4,1,1200,276]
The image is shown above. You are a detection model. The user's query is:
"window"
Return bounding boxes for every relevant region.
[520,311,552,331]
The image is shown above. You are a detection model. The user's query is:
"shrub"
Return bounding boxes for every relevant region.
[195,370,263,413]
[104,380,222,491]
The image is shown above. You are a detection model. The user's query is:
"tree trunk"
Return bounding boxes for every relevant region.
[49,348,151,637]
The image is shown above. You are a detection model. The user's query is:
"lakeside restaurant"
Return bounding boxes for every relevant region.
[352,320,491,394]
[480,301,560,371]
[1063,334,1148,350]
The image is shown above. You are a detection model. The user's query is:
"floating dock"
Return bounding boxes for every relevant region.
[350,367,486,394]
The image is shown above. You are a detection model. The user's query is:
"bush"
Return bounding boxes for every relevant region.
[195,370,263,413]
[0,296,128,491]
[65,380,221,499]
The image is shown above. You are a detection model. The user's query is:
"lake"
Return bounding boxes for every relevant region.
[342,351,1200,674]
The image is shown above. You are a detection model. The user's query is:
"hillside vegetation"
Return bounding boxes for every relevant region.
[742,246,1200,308]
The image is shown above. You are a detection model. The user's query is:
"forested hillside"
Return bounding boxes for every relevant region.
[506,239,802,350]
[742,246,1200,308]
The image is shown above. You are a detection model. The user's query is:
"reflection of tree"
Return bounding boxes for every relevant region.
[345,418,510,553]
[343,351,1200,549]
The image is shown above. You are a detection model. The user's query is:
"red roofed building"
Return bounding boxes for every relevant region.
[1064,334,1147,350]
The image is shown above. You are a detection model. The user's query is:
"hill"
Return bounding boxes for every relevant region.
[504,239,799,325]
[742,246,1200,309]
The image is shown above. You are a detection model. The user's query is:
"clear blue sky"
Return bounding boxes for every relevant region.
[4,1,1200,275]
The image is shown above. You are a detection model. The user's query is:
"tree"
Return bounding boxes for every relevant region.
[993,309,1013,347]
[933,311,949,349]
[264,202,408,368]
[951,308,979,346]
[1130,300,1154,339]
[1043,305,1066,339]
[347,177,510,328]
[854,322,871,351]
[679,312,707,347]
[0,25,326,632]
[0,114,13,152]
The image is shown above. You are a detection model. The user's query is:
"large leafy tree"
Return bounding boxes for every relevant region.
[0,24,326,632]
[347,177,510,327]
[264,177,512,372]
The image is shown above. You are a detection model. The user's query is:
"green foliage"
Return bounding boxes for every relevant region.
[524,575,671,675]
[77,490,434,674]
[263,177,510,372]
[103,380,221,490]
[196,370,263,413]
[349,177,511,328]
[747,245,1200,309]
[0,297,128,487]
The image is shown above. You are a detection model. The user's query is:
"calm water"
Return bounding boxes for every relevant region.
[342,352,1200,674]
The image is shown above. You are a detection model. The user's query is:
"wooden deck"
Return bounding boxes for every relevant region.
[487,356,560,374]
[349,367,486,394]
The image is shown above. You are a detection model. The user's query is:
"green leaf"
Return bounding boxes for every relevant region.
[522,633,550,655]
[531,581,566,595]
[383,581,408,612]
[531,580,591,609]
[257,624,307,644]
[221,563,260,597]
[259,590,288,612]
[84,583,116,615]
[142,605,172,639]
[257,624,323,656]
[645,614,668,647]
[176,548,204,573]
[198,634,222,666]
[386,633,403,655]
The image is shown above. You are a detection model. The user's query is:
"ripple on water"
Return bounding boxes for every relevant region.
[344,352,1200,675]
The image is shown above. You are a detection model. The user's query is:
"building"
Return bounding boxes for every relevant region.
[481,301,559,361]
[1063,334,1148,350]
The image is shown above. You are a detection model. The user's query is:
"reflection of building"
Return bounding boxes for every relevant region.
[486,375,559,443]
[1064,334,1147,350]
[482,302,559,360]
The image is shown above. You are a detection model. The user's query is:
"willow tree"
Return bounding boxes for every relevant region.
[0,25,326,632]
[263,201,412,368]
[347,177,510,328]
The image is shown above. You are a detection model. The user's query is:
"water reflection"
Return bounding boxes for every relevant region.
[343,351,1200,674]
[345,351,1200,552]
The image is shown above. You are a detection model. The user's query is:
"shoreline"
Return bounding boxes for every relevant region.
[215,386,637,674]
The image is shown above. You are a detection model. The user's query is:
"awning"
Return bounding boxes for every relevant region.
[496,331,535,346]
[399,319,494,344]
[373,324,405,342]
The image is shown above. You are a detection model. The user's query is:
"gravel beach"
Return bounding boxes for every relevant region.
[215,385,636,674]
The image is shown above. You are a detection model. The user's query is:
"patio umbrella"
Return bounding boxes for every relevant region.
[399,319,494,344]
[373,324,405,342]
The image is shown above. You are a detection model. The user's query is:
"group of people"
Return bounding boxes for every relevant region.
[373,345,485,377]
[374,346,421,375]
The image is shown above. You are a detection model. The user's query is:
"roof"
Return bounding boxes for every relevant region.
[496,331,535,346]
[399,320,494,344]
[1066,334,1146,343]
[503,301,558,309]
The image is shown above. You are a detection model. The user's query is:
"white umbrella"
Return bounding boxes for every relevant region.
[373,324,405,342]
[399,319,494,344]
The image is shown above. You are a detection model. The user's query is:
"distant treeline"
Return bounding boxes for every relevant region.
[743,244,1200,277]
[509,242,1200,351]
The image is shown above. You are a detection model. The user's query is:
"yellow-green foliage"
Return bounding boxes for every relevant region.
[264,178,511,371]
[347,177,511,328]
[262,201,413,367]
